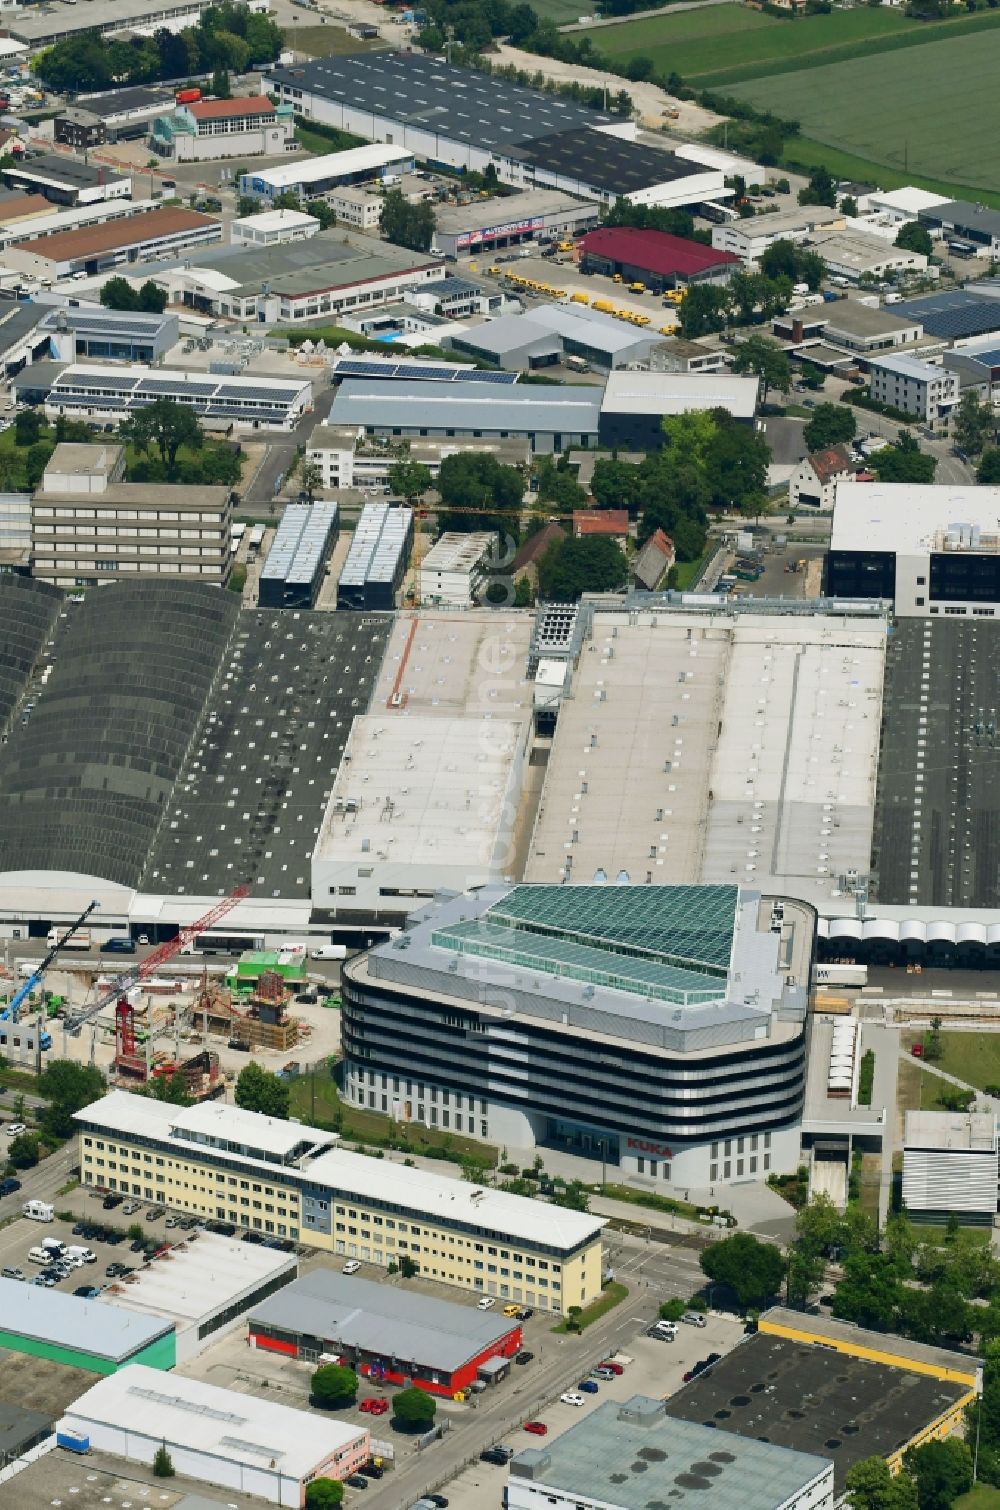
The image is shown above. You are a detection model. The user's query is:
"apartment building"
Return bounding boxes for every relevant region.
[31,443,231,587]
[75,1089,605,1314]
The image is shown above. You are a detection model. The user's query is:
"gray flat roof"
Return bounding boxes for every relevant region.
[270,51,615,154]
[508,128,700,198]
[249,1268,517,1372]
[434,189,596,234]
[329,376,603,434]
[922,199,1000,239]
[4,155,126,191]
[172,227,436,299]
[0,1276,172,1363]
[822,301,920,336]
[511,1396,830,1510]
[8,0,202,42]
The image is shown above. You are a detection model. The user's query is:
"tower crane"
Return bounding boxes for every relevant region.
[1,899,100,1050]
[64,884,250,1045]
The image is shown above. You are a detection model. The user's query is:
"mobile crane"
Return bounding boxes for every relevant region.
[0,900,100,1051]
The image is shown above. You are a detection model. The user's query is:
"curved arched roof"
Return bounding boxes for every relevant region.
[0,576,62,732]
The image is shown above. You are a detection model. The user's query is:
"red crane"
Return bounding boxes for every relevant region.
[66,884,250,1047]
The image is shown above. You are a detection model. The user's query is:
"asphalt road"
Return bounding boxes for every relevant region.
[244,385,337,508]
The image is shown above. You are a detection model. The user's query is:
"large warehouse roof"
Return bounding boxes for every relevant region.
[579,225,740,278]
[0,1276,172,1363]
[508,129,705,198]
[268,51,616,153]
[0,582,239,888]
[329,377,603,435]
[0,577,61,735]
[61,1365,363,1477]
[248,144,412,192]
[896,289,1000,340]
[166,227,437,300]
[250,1268,517,1372]
[831,479,1000,553]
[14,207,215,264]
[601,370,758,419]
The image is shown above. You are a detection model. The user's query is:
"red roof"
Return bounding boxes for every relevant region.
[188,97,275,121]
[574,509,629,537]
[578,226,740,280]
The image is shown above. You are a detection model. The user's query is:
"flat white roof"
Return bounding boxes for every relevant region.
[832,479,1000,554]
[306,1145,605,1250]
[369,610,535,718]
[61,1365,365,1478]
[867,187,948,216]
[76,1089,340,1163]
[100,1233,296,1329]
[250,144,412,191]
[809,228,927,269]
[232,208,318,233]
[869,351,945,380]
[421,530,495,574]
[526,608,887,903]
[601,370,758,419]
[904,1110,997,1152]
[313,711,525,871]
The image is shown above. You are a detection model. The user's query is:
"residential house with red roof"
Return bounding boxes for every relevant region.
[789,444,855,512]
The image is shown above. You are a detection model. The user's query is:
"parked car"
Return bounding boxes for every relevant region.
[101,937,136,953]
[32,1274,55,1287]
[0,1176,20,1196]
[561,1392,587,1407]
[1,1266,26,1281]
[515,1350,534,1365]
[516,1307,534,1321]
[121,1201,139,1215]
[345,1474,368,1489]
[359,1398,389,1415]
[591,1367,616,1381]
[477,1295,496,1310]
[523,1421,548,1435]
[682,1312,707,1328]
[102,1194,123,1209]
[424,1496,447,1507]
[129,1239,145,1252]
[165,1215,181,1228]
[577,1380,599,1395]
[343,1259,361,1275]
[145,1206,164,1221]
[358,1460,384,1478]
[598,1361,624,1375]
[480,1447,513,1465]
[74,1284,101,1298]
[5,1122,26,1137]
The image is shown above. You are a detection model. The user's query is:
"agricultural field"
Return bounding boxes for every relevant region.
[729,23,1000,195]
[592,2,959,88]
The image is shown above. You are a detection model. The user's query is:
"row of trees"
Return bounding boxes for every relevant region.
[678,241,824,339]
[36,3,282,93]
[100,277,167,316]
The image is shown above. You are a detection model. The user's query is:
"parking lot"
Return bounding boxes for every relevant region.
[475,250,681,331]
[0,1195,206,1296]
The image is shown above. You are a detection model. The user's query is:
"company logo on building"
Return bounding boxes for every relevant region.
[627,1137,673,1158]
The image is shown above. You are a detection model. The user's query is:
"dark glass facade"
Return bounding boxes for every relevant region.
[824,549,895,599]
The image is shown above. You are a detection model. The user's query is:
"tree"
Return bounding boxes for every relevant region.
[234,1062,290,1119]
[728,270,792,325]
[700,1232,785,1310]
[299,457,323,504]
[786,1245,825,1310]
[538,535,628,601]
[305,1481,344,1510]
[514,575,533,607]
[704,413,771,513]
[38,1060,106,1140]
[798,166,837,208]
[437,451,523,537]
[845,1456,918,1510]
[923,1016,943,1063]
[380,188,435,253]
[895,221,933,258]
[590,458,643,514]
[536,456,586,513]
[399,1254,419,1278]
[795,1193,845,1259]
[904,1437,972,1510]
[101,275,138,312]
[14,409,41,447]
[311,1363,358,1409]
[210,67,231,98]
[144,1069,193,1106]
[137,279,167,314]
[832,1252,902,1332]
[7,1131,40,1168]
[658,1296,686,1322]
[872,431,936,483]
[388,459,432,505]
[732,334,790,401]
[952,390,995,456]
[679,283,729,338]
[759,240,824,290]
[803,403,856,452]
[152,1444,175,1478]
[392,1386,437,1430]
[841,195,859,217]
[977,446,1000,484]
[121,397,202,477]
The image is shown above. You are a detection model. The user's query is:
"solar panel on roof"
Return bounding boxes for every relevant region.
[464,369,519,384]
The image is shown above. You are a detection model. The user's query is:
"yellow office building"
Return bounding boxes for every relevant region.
[75,1091,605,1316]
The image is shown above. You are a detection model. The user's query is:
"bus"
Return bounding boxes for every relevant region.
[948,239,977,259]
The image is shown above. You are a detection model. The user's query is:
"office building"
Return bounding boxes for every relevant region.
[861,187,949,223]
[5,206,221,279]
[258,501,338,610]
[59,1366,370,1505]
[75,1091,605,1313]
[266,53,724,208]
[307,423,526,493]
[249,1269,521,1396]
[598,370,758,448]
[54,108,108,152]
[340,882,813,1185]
[68,84,178,144]
[418,530,495,607]
[711,206,844,262]
[2,154,129,207]
[39,304,178,364]
[240,144,414,203]
[508,1397,833,1510]
[31,443,232,587]
[825,479,1000,615]
[231,207,320,248]
[27,362,312,433]
[868,352,958,428]
[808,228,928,281]
[153,95,295,162]
[336,501,413,609]
[902,1111,999,1224]
[328,185,382,231]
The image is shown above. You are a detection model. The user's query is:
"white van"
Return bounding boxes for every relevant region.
[66,1245,96,1264]
[28,1246,50,1264]
[309,944,347,961]
[23,1200,54,1222]
[792,281,810,296]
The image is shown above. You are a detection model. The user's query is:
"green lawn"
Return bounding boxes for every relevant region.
[730,22,1000,194]
[535,0,594,23]
[553,1281,629,1332]
[673,550,709,590]
[782,135,1000,212]
[288,1069,499,1165]
[917,1032,1000,1093]
[955,1487,1000,1510]
[283,22,385,58]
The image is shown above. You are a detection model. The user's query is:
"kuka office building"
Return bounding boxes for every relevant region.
[340,883,814,1188]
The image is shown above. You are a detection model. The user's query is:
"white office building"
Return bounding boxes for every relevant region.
[868,352,959,429]
[231,208,321,248]
[711,206,844,263]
